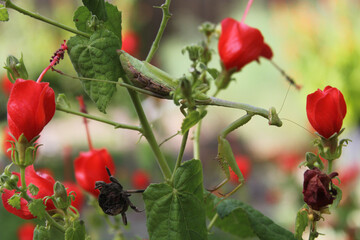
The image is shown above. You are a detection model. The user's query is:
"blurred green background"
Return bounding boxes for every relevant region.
[1,0,360,239]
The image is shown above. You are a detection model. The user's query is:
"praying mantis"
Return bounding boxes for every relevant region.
[119,50,283,198]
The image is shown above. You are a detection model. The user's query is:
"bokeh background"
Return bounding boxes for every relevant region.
[0,0,359,239]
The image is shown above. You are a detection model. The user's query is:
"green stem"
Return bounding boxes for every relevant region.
[171,130,189,182]
[196,97,269,119]
[44,211,65,232]
[19,166,26,190]
[145,0,172,62]
[308,220,318,240]
[220,114,253,138]
[56,105,142,132]
[327,160,333,174]
[5,0,90,38]
[207,213,219,231]
[122,75,172,181]
[193,120,202,160]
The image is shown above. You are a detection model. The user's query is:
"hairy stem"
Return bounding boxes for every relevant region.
[145,0,172,62]
[121,75,172,181]
[5,0,90,38]
[56,105,142,132]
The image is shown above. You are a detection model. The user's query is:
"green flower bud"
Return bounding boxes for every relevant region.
[4,55,28,82]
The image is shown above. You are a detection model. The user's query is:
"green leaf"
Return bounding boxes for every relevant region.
[82,0,107,21]
[218,199,295,240]
[143,159,207,240]
[205,193,295,240]
[181,110,207,134]
[34,225,51,240]
[67,29,122,113]
[73,3,121,43]
[8,194,21,209]
[103,2,122,45]
[65,220,86,240]
[294,206,308,240]
[29,184,39,196]
[73,6,93,34]
[28,199,46,220]
[0,4,9,22]
[205,193,257,239]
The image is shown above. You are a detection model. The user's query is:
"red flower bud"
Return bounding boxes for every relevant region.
[229,155,251,183]
[132,170,150,189]
[306,86,347,139]
[7,79,55,141]
[17,222,35,240]
[302,168,338,210]
[218,18,273,71]
[1,165,56,219]
[74,148,116,197]
[62,181,85,212]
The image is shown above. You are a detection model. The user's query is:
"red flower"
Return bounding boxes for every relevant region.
[218,18,273,71]
[17,222,36,240]
[1,165,56,219]
[302,168,338,210]
[229,155,251,183]
[63,181,85,212]
[306,86,347,139]
[1,74,13,96]
[2,126,13,159]
[121,31,140,57]
[74,148,116,197]
[7,79,55,141]
[132,170,150,189]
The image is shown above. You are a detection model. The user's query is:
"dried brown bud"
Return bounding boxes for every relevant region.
[302,168,338,210]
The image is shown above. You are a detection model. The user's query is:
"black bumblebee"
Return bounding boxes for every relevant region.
[95,167,145,225]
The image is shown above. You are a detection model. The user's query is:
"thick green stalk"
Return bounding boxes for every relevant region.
[19,166,27,191]
[145,0,172,62]
[5,0,90,38]
[56,105,142,132]
[122,75,172,181]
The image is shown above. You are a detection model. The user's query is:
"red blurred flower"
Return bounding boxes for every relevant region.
[17,222,35,240]
[132,170,150,189]
[1,74,13,96]
[2,126,13,159]
[306,86,347,139]
[2,165,56,219]
[63,181,85,212]
[121,31,140,57]
[302,168,338,210]
[276,152,302,174]
[335,164,360,187]
[229,155,251,183]
[218,18,273,71]
[7,79,55,141]
[74,148,116,197]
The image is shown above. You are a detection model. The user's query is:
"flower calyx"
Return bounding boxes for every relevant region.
[8,134,40,168]
[4,54,28,82]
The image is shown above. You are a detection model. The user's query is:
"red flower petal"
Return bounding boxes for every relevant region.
[74,148,116,197]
